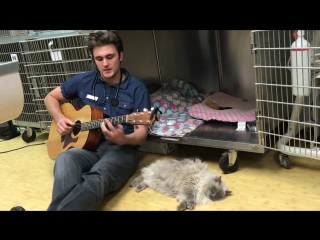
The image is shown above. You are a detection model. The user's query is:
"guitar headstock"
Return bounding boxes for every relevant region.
[127,107,162,125]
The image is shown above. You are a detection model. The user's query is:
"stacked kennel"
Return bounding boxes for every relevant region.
[113,30,320,172]
[251,30,320,168]
[0,31,96,142]
[0,31,38,142]
[113,30,266,174]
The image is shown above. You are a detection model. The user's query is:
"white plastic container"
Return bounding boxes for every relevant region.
[291,30,311,96]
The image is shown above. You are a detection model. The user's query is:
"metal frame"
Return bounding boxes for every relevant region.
[0,31,95,140]
[251,30,320,169]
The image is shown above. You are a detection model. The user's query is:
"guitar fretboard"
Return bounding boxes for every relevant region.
[80,115,127,131]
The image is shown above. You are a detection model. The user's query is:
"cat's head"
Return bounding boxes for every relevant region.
[205,176,232,201]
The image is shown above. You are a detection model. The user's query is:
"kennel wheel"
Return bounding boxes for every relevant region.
[219,150,239,174]
[279,154,291,169]
[22,128,36,143]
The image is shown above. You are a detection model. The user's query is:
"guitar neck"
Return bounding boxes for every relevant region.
[80,115,127,131]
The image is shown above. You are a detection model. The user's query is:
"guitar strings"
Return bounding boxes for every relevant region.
[70,117,125,130]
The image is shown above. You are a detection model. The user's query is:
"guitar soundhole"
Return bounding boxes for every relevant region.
[72,120,81,136]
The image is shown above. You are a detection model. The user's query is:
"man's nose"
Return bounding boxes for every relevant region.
[102,59,109,66]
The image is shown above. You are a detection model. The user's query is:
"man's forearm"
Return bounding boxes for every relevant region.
[44,95,64,123]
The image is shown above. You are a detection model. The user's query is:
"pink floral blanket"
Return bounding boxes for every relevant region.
[149,79,205,137]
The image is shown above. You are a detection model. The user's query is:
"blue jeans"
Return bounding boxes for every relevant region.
[47,141,140,211]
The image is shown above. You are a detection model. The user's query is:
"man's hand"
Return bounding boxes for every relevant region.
[56,116,75,135]
[101,119,126,145]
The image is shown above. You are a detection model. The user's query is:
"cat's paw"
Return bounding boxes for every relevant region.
[187,201,196,210]
[130,176,143,187]
[135,183,148,192]
[177,201,187,211]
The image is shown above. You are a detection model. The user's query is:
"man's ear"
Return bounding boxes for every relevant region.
[119,51,124,62]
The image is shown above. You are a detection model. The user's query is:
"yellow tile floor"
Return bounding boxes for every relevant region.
[1,128,320,211]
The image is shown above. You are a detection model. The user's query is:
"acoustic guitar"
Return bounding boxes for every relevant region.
[47,102,160,160]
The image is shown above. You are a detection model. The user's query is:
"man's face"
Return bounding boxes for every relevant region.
[93,44,123,80]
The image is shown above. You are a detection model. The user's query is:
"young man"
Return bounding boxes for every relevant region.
[43,30,151,210]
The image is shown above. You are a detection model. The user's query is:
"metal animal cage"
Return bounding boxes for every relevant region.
[0,31,96,142]
[0,30,78,40]
[252,30,320,169]
[0,30,28,38]
[0,41,39,129]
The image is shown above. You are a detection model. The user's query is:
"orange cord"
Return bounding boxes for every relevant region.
[293,30,298,39]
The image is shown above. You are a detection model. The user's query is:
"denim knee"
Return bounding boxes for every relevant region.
[54,150,77,176]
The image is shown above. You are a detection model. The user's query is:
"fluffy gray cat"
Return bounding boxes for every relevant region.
[130,157,232,211]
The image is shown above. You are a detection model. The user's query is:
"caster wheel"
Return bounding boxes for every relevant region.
[219,151,239,174]
[22,128,36,143]
[279,154,291,169]
[10,206,25,211]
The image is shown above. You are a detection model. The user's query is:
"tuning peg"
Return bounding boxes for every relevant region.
[151,107,154,110]
[143,108,148,112]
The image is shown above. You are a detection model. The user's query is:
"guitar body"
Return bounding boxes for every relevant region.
[47,103,103,160]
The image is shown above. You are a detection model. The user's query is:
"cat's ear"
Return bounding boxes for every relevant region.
[215,176,222,183]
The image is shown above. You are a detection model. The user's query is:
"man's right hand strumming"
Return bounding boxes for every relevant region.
[56,116,75,135]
